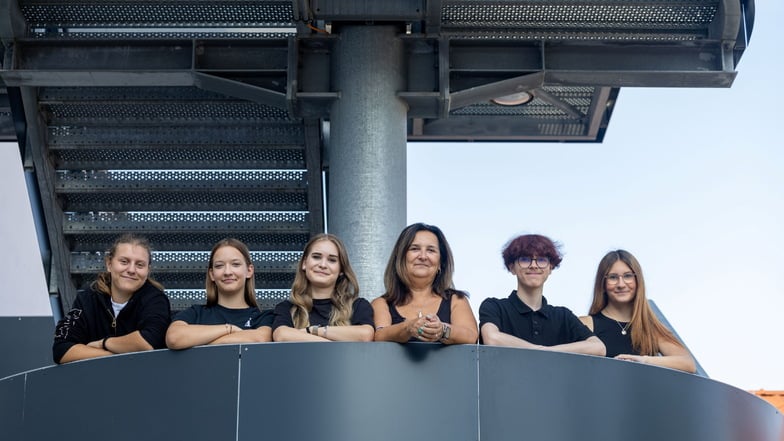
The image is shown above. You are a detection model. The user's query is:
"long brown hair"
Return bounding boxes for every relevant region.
[93,233,163,295]
[589,250,682,355]
[382,223,465,306]
[205,238,258,308]
[289,234,359,328]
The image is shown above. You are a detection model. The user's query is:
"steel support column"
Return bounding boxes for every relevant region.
[329,25,407,298]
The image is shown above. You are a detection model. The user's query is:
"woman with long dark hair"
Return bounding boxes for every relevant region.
[372,223,478,344]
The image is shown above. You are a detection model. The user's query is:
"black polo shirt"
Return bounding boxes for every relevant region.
[478,291,593,346]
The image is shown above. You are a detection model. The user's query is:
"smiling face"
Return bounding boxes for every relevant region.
[209,245,254,297]
[106,243,150,300]
[604,260,637,306]
[510,255,552,290]
[302,239,341,290]
[405,231,441,283]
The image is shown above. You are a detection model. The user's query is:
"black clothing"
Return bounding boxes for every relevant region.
[387,294,452,342]
[272,297,374,330]
[173,304,273,329]
[53,280,171,363]
[478,291,593,346]
[591,312,635,357]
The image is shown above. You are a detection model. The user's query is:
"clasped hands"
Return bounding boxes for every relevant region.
[410,312,443,342]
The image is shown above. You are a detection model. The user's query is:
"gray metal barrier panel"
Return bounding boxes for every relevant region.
[240,342,478,441]
[0,375,25,440]
[1,343,781,441]
[0,316,54,379]
[19,345,241,441]
[478,346,783,441]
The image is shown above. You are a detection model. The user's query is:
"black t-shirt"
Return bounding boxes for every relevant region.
[591,312,636,357]
[478,291,593,345]
[173,304,273,329]
[272,297,374,330]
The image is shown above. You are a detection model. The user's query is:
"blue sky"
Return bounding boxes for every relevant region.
[1,2,780,391]
[407,2,783,390]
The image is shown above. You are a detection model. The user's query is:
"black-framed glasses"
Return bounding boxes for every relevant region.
[517,256,550,268]
[605,272,636,285]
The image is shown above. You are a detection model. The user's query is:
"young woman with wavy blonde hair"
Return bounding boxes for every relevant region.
[272,234,374,342]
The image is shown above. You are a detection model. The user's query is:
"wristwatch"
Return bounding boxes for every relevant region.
[440,323,451,341]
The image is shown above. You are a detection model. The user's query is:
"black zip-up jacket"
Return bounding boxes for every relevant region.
[52,280,171,364]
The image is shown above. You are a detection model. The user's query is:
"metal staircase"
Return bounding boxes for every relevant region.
[0,0,753,315]
[1,0,322,312]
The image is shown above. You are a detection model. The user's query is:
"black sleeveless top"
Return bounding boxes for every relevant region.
[388,295,452,342]
[591,312,636,357]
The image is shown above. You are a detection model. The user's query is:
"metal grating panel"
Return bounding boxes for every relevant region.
[46,102,291,121]
[167,289,290,311]
[152,272,295,289]
[34,30,297,40]
[21,1,295,27]
[539,122,587,136]
[66,232,310,252]
[55,170,307,191]
[60,191,308,212]
[442,29,709,41]
[53,147,305,169]
[441,0,718,40]
[451,101,586,117]
[63,211,309,232]
[47,125,305,146]
[442,1,718,27]
[40,86,250,102]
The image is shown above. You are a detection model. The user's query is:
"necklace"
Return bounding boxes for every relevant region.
[614,319,631,336]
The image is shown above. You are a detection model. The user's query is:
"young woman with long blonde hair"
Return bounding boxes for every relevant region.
[272,234,373,342]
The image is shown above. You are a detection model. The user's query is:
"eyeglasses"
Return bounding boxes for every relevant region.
[605,273,636,285]
[517,256,550,268]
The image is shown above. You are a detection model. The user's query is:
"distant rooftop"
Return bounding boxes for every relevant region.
[751,390,784,413]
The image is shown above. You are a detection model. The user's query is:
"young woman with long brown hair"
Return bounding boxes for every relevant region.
[166,238,272,349]
[579,250,696,372]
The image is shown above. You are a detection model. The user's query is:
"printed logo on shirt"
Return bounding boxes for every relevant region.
[55,308,83,339]
[244,318,252,328]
